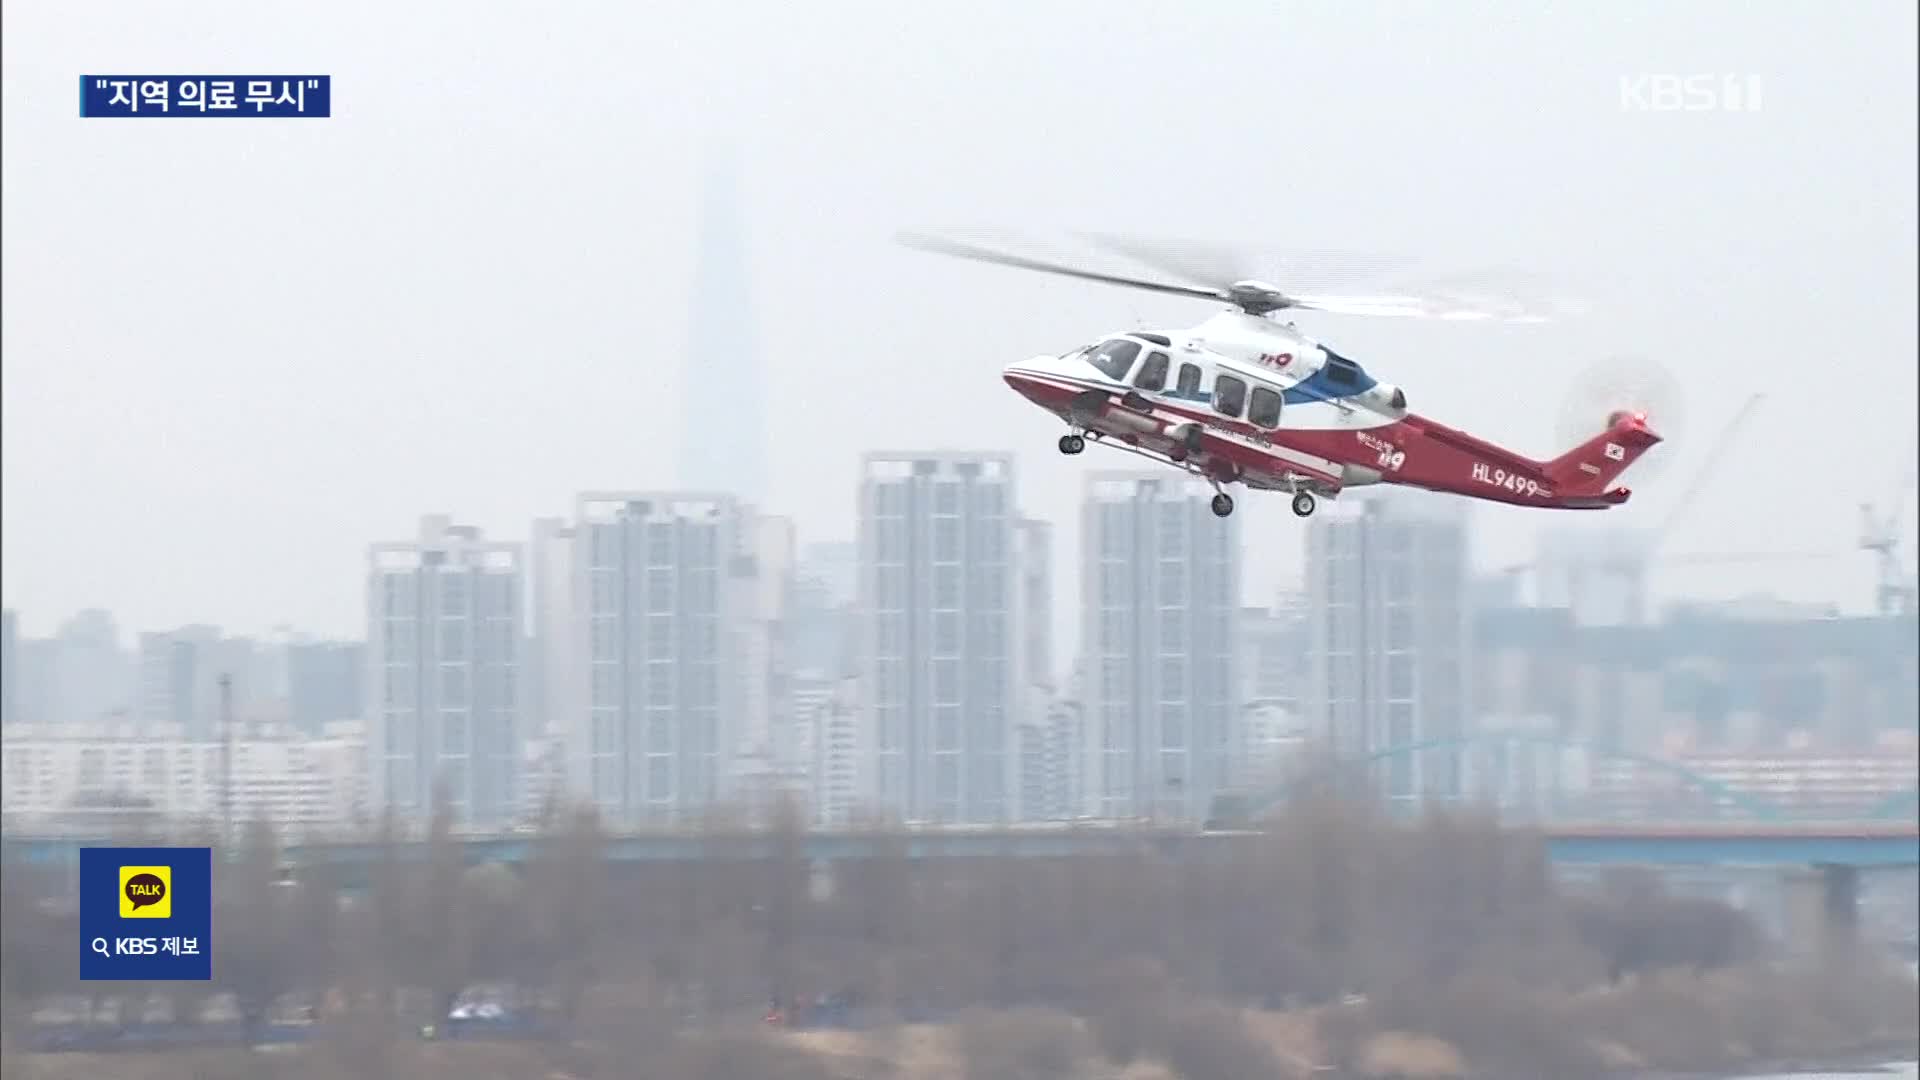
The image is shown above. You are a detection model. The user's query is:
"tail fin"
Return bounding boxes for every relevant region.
[1543,410,1664,496]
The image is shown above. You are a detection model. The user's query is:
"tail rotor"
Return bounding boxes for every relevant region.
[1555,356,1687,486]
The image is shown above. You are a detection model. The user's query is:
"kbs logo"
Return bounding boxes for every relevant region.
[1619,74,1762,113]
[119,865,171,919]
[1602,442,1625,462]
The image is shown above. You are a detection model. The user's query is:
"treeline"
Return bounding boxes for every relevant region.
[2,793,1913,1079]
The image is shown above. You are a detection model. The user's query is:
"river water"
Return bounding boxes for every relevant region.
[1738,1063,1917,1079]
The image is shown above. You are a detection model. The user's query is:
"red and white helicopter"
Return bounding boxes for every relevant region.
[900,233,1663,519]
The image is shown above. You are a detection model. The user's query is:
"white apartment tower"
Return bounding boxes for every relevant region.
[569,493,787,826]
[856,452,1022,824]
[1080,472,1240,822]
[367,516,523,828]
[528,517,578,739]
[1304,490,1473,808]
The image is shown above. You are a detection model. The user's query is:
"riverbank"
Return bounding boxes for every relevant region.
[1679,1042,1920,1080]
[5,1022,1914,1080]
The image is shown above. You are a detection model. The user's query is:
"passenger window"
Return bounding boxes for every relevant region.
[1248,387,1283,429]
[1175,364,1203,397]
[1134,351,1169,392]
[1213,374,1247,418]
[1086,339,1142,381]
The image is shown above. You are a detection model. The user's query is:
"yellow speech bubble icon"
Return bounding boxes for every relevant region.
[119,865,172,919]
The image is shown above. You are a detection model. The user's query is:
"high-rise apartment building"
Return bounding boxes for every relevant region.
[2,609,16,727]
[528,517,578,738]
[791,542,858,678]
[285,640,364,735]
[1079,472,1240,822]
[1017,691,1082,821]
[568,493,783,826]
[49,610,134,726]
[138,626,257,740]
[856,452,1021,824]
[792,672,860,828]
[1305,490,1473,808]
[1530,524,1652,627]
[1241,589,1308,712]
[737,514,797,763]
[1015,518,1055,691]
[366,516,523,828]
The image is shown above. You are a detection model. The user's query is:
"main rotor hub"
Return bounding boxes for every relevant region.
[1226,280,1291,315]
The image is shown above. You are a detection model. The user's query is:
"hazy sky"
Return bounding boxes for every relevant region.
[4,0,1916,643]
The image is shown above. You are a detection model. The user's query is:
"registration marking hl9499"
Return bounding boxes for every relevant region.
[1470,461,1546,498]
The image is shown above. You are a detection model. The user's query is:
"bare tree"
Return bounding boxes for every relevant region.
[524,800,607,1031]
[215,817,297,1043]
[420,782,466,1025]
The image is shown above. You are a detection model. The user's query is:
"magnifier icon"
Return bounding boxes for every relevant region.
[89,937,109,957]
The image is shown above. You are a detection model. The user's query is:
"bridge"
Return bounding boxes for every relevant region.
[4,730,1913,871]
[6,812,1912,952]
[3,818,1913,872]
[1213,731,1920,828]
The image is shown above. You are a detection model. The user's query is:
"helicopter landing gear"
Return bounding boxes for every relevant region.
[1058,433,1085,455]
[1290,491,1317,518]
[1210,492,1235,518]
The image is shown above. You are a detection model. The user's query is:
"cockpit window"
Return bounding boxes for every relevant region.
[1085,339,1142,381]
[1133,350,1169,392]
[1213,374,1247,418]
[1324,357,1360,386]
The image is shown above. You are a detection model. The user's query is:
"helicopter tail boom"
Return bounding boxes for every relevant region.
[1541,411,1664,497]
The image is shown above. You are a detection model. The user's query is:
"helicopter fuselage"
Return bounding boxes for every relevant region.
[1003,312,1660,516]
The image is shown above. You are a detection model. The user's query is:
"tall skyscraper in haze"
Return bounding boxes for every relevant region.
[1079,473,1240,822]
[680,149,765,504]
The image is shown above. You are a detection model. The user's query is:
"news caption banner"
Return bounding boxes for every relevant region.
[80,76,330,117]
[78,847,212,981]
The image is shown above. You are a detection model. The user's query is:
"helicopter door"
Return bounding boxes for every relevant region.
[1132,351,1169,392]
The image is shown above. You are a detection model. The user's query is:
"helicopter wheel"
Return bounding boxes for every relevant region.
[1210,492,1234,518]
[1058,433,1086,455]
[1290,491,1316,518]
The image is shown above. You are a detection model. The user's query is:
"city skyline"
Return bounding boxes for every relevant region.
[4,474,1914,831]
[2,478,1908,650]
[5,5,1914,643]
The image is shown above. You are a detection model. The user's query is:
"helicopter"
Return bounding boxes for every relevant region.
[899,233,1663,519]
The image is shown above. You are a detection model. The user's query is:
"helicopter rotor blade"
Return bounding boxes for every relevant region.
[1082,231,1585,323]
[1076,230,1412,294]
[896,232,1231,306]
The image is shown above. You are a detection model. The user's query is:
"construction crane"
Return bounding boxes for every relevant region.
[1858,430,1917,616]
[1496,393,1786,622]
